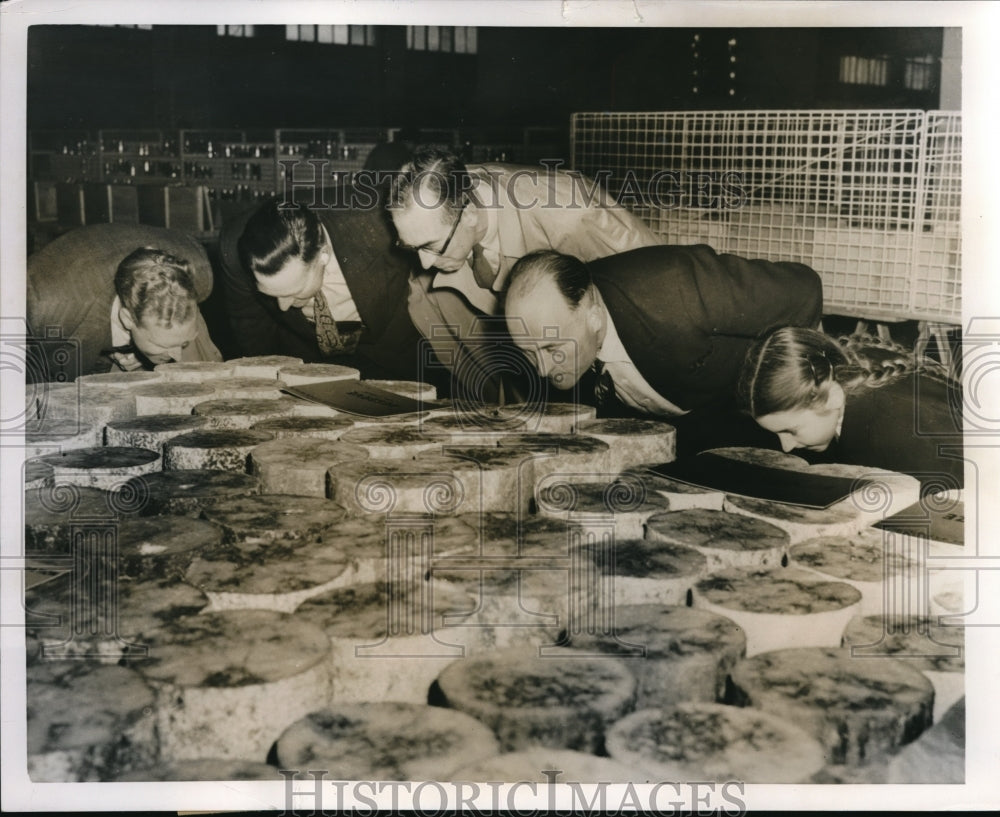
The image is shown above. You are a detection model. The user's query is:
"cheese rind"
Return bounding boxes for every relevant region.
[200,494,347,543]
[729,646,935,766]
[645,508,789,569]
[105,413,210,453]
[278,363,361,385]
[131,382,219,415]
[192,397,297,429]
[124,469,260,517]
[162,429,275,472]
[577,417,677,471]
[249,437,370,496]
[606,703,826,783]
[36,446,161,490]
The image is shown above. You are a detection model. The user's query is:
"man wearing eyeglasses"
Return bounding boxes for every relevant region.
[387,146,662,403]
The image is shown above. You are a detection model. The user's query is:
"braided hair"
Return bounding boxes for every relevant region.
[736,326,930,419]
[114,248,197,328]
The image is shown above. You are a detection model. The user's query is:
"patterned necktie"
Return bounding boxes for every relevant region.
[592,359,616,407]
[470,245,497,290]
[313,290,344,356]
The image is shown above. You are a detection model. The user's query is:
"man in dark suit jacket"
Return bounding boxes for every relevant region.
[505,246,823,452]
[218,191,445,388]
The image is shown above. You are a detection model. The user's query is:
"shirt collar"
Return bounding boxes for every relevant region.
[109,295,131,347]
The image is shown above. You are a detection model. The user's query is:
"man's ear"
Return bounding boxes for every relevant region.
[119,307,137,331]
[585,288,603,332]
[460,201,479,226]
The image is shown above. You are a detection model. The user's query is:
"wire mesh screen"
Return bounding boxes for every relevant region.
[570,110,961,323]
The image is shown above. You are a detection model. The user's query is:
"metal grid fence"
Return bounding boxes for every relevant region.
[571,110,962,323]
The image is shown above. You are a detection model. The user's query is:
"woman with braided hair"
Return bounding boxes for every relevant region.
[736,326,963,489]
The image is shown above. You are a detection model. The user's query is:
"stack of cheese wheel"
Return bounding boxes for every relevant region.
[184,533,349,614]
[192,397,297,429]
[277,362,360,385]
[842,614,964,725]
[693,567,862,655]
[577,417,677,472]
[33,446,160,490]
[153,361,237,381]
[789,528,920,616]
[123,469,260,518]
[534,473,676,541]
[200,494,347,545]
[435,646,637,753]
[605,703,826,783]
[230,354,303,379]
[251,415,354,440]
[26,658,158,782]
[568,604,746,707]
[104,414,209,453]
[432,512,592,651]
[249,437,369,496]
[162,429,275,472]
[582,537,707,608]
[293,582,474,704]
[645,508,789,569]
[123,610,332,763]
[729,646,934,768]
[617,465,725,511]
[24,417,104,458]
[24,485,122,554]
[276,703,499,780]
[131,382,218,416]
[114,515,226,581]
[497,401,596,434]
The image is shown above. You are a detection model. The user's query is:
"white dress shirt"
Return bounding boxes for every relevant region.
[300,228,362,323]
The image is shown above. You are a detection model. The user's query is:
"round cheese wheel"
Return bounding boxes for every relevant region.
[250,415,355,440]
[497,401,597,434]
[729,646,935,767]
[339,423,443,459]
[115,515,226,581]
[229,355,304,380]
[584,537,707,607]
[123,469,260,518]
[842,614,964,724]
[886,697,964,784]
[448,748,640,784]
[162,429,275,472]
[24,417,103,457]
[577,417,677,472]
[28,573,208,662]
[645,508,789,569]
[104,413,210,453]
[535,476,675,540]
[707,446,808,468]
[693,566,862,655]
[24,485,121,553]
[124,610,332,763]
[76,371,163,389]
[153,361,238,382]
[789,529,920,616]
[26,660,157,782]
[185,534,349,614]
[250,437,370,497]
[35,446,160,490]
[200,494,347,544]
[131,382,218,416]
[114,760,287,781]
[329,454,483,516]
[497,433,611,488]
[618,466,725,511]
[419,413,528,444]
[276,702,500,780]
[568,604,745,707]
[294,582,473,704]
[44,383,138,425]
[435,646,637,753]
[363,379,437,401]
[442,446,539,514]
[197,376,287,400]
[192,397,297,429]
[606,703,825,783]
[277,362,361,385]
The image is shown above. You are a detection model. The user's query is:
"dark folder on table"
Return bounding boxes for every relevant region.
[282,380,425,418]
[650,451,871,510]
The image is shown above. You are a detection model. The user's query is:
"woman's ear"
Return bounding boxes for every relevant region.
[824,381,846,413]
